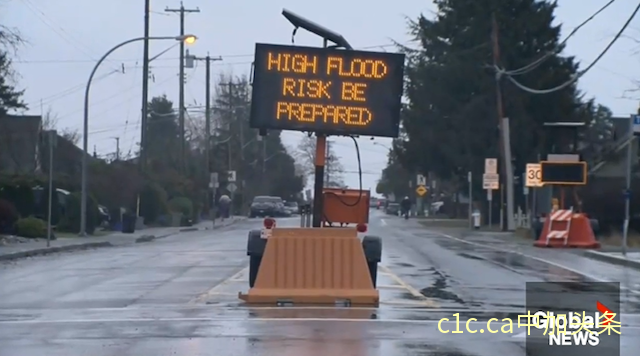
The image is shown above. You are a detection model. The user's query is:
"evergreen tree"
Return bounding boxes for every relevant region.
[398,0,602,193]
[376,145,413,199]
[0,51,26,115]
[146,95,180,172]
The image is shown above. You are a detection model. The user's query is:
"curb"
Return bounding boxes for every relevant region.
[178,218,245,232]
[0,242,113,261]
[583,250,640,270]
[134,234,157,243]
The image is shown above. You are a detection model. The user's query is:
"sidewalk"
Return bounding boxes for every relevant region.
[0,231,161,261]
[0,216,246,261]
[424,223,640,271]
[581,247,640,270]
[176,216,246,233]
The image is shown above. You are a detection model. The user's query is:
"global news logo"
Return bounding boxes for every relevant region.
[531,302,620,346]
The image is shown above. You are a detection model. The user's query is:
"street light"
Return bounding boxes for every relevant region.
[373,142,390,150]
[79,34,197,236]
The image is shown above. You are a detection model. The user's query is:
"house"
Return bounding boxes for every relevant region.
[39,130,96,180]
[0,114,95,180]
[0,114,42,174]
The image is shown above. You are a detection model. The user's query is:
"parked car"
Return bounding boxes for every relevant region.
[271,197,287,217]
[385,203,400,216]
[284,201,299,215]
[250,196,279,217]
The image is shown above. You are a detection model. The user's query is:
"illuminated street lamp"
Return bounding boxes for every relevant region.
[80,34,197,236]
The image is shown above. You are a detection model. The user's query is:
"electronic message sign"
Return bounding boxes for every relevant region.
[540,161,587,185]
[249,43,405,137]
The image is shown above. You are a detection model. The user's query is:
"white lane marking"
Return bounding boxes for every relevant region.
[4,316,637,331]
[188,267,249,304]
[378,265,435,306]
[0,317,496,325]
[377,284,407,290]
[380,219,387,226]
[437,232,640,295]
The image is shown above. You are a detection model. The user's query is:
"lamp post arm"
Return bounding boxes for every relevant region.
[80,35,182,236]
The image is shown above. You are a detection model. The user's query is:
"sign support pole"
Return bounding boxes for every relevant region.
[312,133,326,227]
[623,115,636,255]
[468,172,472,229]
[311,38,333,227]
[488,189,492,229]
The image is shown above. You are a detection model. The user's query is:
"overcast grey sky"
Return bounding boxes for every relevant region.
[5,0,640,194]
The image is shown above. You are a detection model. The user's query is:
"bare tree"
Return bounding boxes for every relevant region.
[0,15,23,49]
[296,135,345,187]
[41,107,80,144]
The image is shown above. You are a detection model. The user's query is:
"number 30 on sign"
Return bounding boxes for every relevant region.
[526,163,543,187]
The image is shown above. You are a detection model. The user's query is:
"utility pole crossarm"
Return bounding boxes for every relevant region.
[165,4,200,173]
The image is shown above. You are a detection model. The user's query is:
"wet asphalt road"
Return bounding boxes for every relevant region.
[1,211,639,355]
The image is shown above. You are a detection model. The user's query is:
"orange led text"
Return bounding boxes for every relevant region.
[341,82,367,101]
[282,78,331,99]
[267,52,318,74]
[326,57,388,78]
[276,102,372,126]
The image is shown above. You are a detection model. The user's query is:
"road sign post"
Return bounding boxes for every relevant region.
[416,184,427,217]
[485,158,498,174]
[483,173,499,229]
[525,163,542,187]
[482,173,499,190]
[468,172,472,229]
[487,189,492,228]
[483,158,499,229]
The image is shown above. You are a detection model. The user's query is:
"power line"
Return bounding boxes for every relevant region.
[26,70,121,109]
[503,0,617,76]
[56,75,174,132]
[500,0,640,94]
[18,0,122,72]
[13,42,406,64]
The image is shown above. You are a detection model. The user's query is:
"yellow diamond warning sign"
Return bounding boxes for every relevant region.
[416,185,427,196]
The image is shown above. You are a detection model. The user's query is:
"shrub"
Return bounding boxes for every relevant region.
[12,183,36,217]
[0,199,19,234]
[0,183,36,218]
[57,192,100,234]
[139,182,168,224]
[168,196,193,218]
[14,217,47,238]
[32,186,61,226]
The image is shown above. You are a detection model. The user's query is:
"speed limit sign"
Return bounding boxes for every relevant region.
[526,163,543,187]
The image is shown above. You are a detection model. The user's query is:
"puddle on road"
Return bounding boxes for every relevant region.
[419,268,465,305]
[395,262,416,268]
[457,252,484,261]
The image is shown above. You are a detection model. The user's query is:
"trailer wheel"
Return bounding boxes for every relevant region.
[362,235,382,288]
[249,255,262,288]
[367,261,378,288]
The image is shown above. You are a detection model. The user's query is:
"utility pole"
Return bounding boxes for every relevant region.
[165,2,200,172]
[187,52,222,213]
[140,0,150,171]
[491,14,515,231]
[112,137,120,161]
[226,80,247,213]
[46,130,57,248]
